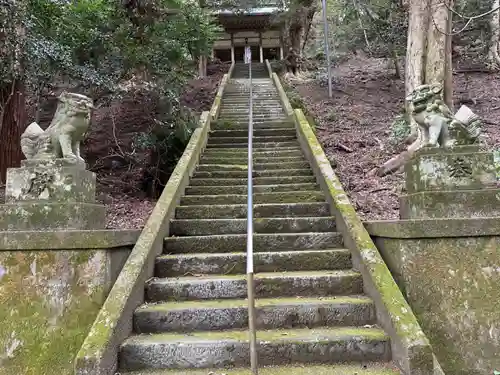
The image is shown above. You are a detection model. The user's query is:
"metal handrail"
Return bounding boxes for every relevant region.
[246,60,259,374]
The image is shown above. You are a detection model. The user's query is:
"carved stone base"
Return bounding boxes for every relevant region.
[400,189,500,219]
[0,203,105,231]
[5,162,96,203]
[401,146,500,219]
[404,146,496,194]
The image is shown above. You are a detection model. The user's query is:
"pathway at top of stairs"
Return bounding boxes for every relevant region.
[119,63,401,375]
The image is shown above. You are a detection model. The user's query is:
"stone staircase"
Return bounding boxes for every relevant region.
[118,75,401,374]
[232,62,269,79]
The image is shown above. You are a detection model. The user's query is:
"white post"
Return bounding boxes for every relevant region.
[231,46,235,63]
[321,0,333,98]
[279,46,284,60]
[259,45,264,63]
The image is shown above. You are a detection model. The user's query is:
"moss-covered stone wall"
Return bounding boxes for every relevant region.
[368,221,500,375]
[0,231,137,375]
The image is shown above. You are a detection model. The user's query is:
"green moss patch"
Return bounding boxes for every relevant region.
[0,250,106,375]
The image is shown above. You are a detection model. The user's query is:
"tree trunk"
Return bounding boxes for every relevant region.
[404,0,431,152]
[377,0,453,176]
[488,0,500,69]
[0,80,26,183]
[444,0,454,109]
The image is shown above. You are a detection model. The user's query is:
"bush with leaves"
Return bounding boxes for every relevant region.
[1,0,220,192]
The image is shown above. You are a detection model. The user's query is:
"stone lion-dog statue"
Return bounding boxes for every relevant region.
[407,83,481,148]
[21,91,94,163]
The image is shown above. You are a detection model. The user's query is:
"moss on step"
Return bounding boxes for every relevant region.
[125,326,389,343]
[138,295,373,311]
[121,363,401,375]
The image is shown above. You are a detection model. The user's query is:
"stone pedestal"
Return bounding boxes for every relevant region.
[0,159,105,230]
[400,146,500,219]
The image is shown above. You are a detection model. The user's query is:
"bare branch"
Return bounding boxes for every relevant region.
[431,1,500,36]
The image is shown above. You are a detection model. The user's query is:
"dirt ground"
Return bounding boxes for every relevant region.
[0,62,228,229]
[289,56,500,221]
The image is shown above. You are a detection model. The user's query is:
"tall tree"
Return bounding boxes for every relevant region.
[377,0,453,176]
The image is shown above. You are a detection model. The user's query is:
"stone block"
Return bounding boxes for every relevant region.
[0,203,105,231]
[5,162,96,203]
[400,189,500,219]
[405,146,497,194]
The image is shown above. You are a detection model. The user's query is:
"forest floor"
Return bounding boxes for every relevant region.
[0,62,229,229]
[3,57,499,227]
[287,56,500,220]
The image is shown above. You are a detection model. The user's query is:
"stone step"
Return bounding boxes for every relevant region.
[220,110,282,114]
[174,202,329,219]
[200,155,305,164]
[184,183,319,195]
[211,121,294,130]
[218,114,285,120]
[146,270,362,301]
[155,249,350,277]
[206,142,298,149]
[134,295,374,333]
[119,326,390,370]
[180,191,323,205]
[210,129,295,137]
[220,104,283,109]
[221,98,281,102]
[196,162,309,172]
[192,169,314,179]
[120,363,401,375]
[188,175,317,186]
[169,216,335,236]
[163,232,343,254]
[202,146,304,157]
[207,136,295,144]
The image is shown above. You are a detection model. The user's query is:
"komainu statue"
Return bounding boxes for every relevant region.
[21,92,94,163]
[407,83,481,148]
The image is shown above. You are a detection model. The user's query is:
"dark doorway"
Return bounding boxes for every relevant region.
[214,49,232,62]
[263,47,279,60]
[234,45,261,62]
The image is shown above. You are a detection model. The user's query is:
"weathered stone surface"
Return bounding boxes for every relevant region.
[0,230,139,250]
[185,183,319,195]
[146,271,363,301]
[366,217,500,238]
[134,296,375,333]
[0,203,105,231]
[163,233,343,254]
[196,161,310,171]
[175,202,329,219]
[209,129,296,137]
[200,155,304,164]
[170,217,335,236]
[189,175,317,186]
[119,327,391,370]
[404,146,496,194]
[207,135,295,144]
[399,189,500,219]
[206,141,298,149]
[21,92,93,163]
[112,363,402,375]
[193,169,314,179]
[180,191,324,205]
[370,233,500,375]
[155,249,350,276]
[0,249,112,375]
[5,164,97,203]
